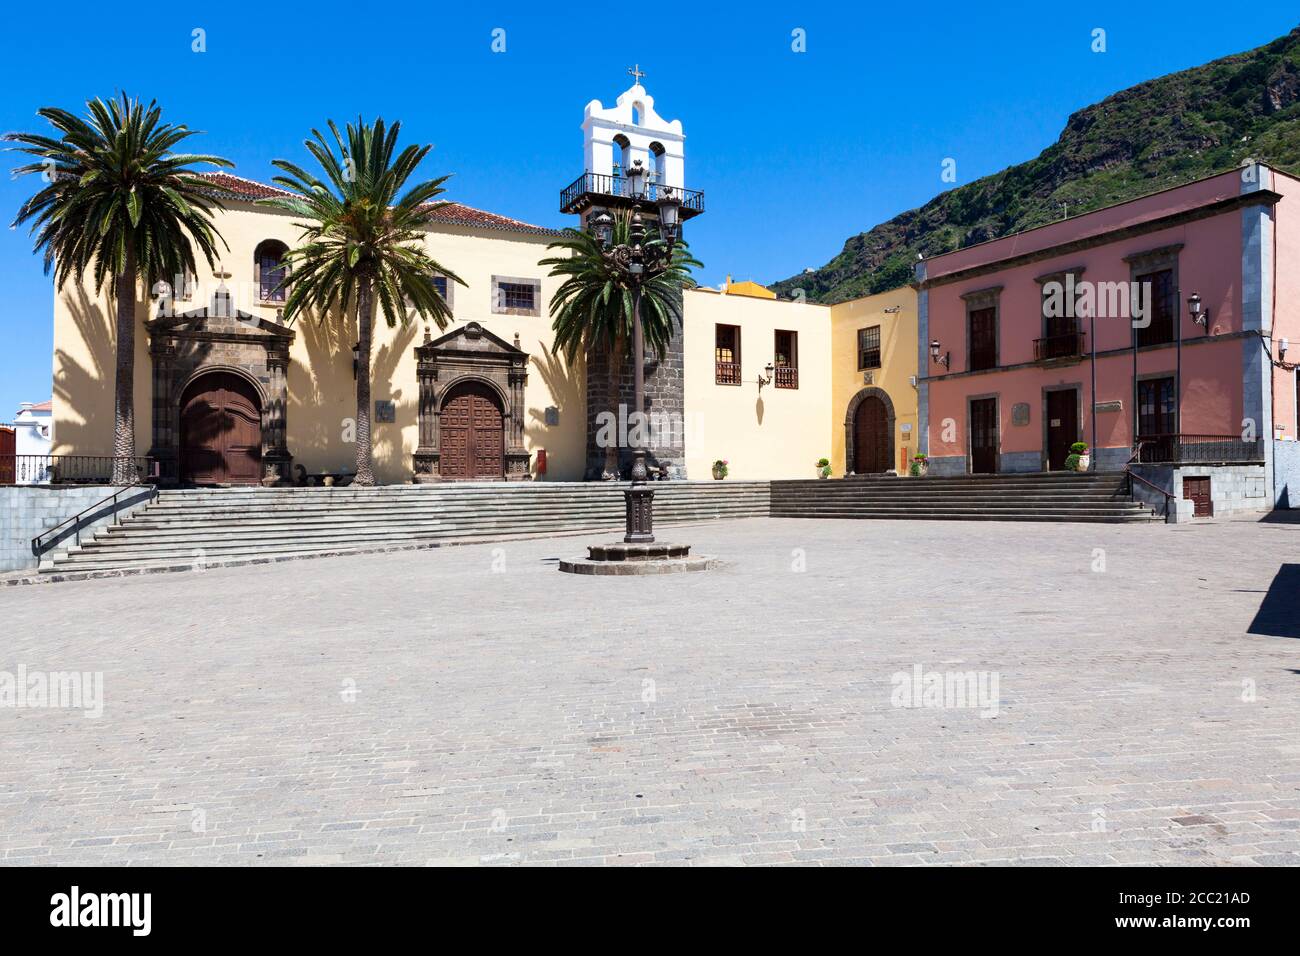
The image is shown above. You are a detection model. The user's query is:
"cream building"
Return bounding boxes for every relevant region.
[49,80,918,485]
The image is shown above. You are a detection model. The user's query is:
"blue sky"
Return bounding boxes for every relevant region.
[1,2,1296,419]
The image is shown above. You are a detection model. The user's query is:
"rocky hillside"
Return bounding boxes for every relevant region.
[772,26,1300,303]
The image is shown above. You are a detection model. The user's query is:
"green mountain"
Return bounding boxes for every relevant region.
[771,26,1300,304]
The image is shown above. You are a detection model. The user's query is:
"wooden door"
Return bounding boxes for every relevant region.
[1183,476,1213,517]
[1045,389,1079,470]
[853,396,892,473]
[1137,376,1176,461]
[180,373,263,485]
[440,381,504,480]
[970,397,999,474]
[0,427,13,485]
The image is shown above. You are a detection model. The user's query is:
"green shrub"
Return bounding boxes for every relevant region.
[1064,453,1082,471]
[1070,441,1089,454]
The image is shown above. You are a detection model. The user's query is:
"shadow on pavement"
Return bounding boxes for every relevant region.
[1248,564,1300,638]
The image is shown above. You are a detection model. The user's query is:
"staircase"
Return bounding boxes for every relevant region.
[771,472,1158,523]
[41,481,771,574]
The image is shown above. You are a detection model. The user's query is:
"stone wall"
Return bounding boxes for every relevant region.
[1,485,155,573]
[584,306,687,479]
[1129,463,1269,522]
[1273,440,1300,508]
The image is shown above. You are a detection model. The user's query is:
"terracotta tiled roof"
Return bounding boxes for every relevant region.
[196,172,559,237]
[28,401,52,412]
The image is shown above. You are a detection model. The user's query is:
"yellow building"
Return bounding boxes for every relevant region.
[48,79,919,486]
[829,290,920,476]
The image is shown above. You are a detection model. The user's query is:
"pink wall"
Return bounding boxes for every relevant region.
[1272,171,1300,440]
[924,170,1259,465]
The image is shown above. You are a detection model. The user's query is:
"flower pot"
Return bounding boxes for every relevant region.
[1076,454,1090,472]
[910,460,929,477]
[712,465,726,480]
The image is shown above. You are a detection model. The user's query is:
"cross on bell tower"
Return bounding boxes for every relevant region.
[627,63,646,85]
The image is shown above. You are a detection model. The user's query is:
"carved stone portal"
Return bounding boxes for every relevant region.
[413,321,530,482]
[146,295,295,486]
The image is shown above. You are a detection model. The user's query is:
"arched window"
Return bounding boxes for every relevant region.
[631,101,644,126]
[612,134,631,179]
[254,239,290,303]
[649,141,666,184]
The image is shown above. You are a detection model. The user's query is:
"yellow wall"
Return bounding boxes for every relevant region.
[828,287,919,474]
[52,198,587,483]
[682,288,833,479]
[50,196,918,485]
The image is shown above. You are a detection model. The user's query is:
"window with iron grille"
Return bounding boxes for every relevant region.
[491,276,540,316]
[715,324,741,385]
[500,282,534,310]
[774,330,798,389]
[857,326,881,370]
[255,240,289,303]
[968,307,997,371]
[1133,269,1175,347]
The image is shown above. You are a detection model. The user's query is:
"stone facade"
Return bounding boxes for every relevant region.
[1129,463,1270,521]
[146,295,294,486]
[1274,440,1300,508]
[412,322,530,481]
[584,310,687,479]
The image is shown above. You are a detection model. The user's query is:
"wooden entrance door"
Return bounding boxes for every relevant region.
[1045,389,1079,470]
[440,381,504,480]
[853,396,892,473]
[0,427,13,485]
[969,397,999,474]
[1183,476,1213,517]
[180,372,263,485]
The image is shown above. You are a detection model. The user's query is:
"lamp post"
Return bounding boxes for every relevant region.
[589,186,683,543]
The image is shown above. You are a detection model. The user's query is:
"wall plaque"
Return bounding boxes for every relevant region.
[1095,400,1123,413]
[545,406,560,426]
[374,400,396,423]
[1011,403,1031,426]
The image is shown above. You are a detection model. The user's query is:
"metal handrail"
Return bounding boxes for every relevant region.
[31,461,160,558]
[1124,440,1173,518]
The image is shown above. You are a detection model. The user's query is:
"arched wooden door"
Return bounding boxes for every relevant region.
[180,372,263,485]
[440,381,505,480]
[853,396,893,474]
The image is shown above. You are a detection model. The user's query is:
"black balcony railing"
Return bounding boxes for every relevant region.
[1135,434,1265,464]
[715,361,742,386]
[774,366,799,389]
[0,454,154,485]
[1034,331,1086,361]
[560,172,705,217]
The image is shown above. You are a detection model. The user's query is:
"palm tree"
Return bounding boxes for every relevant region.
[541,212,700,478]
[259,118,461,486]
[6,94,233,483]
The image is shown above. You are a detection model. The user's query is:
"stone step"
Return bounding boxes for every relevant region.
[774,511,1156,523]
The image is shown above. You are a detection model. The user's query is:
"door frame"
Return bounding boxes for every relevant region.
[1041,383,1083,471]
[966,392,1000,474]
[437,376,508,481]
[843,386,895,476]
[177,367,267,486]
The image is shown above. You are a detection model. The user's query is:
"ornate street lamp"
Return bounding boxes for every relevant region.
[590,195,682,543]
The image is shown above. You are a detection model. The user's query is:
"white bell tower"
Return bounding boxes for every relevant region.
[582,65,684,188]
[560,66,702,227]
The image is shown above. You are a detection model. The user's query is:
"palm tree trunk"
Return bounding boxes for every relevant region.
[111,249,137,485]
[354,276,376,486]
[603,333,622,479]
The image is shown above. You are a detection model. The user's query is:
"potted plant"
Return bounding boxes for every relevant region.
[1064,441,1090,472]
[816,457,831,479]
[909,453,929,477]
[712,459,729,480]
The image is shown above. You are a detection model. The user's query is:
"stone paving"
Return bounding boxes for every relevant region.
[1,515,1298,866]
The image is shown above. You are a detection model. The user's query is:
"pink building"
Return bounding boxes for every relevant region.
[917,163,1300,517]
